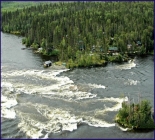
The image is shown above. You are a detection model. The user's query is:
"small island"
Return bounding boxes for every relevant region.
[115,99,155,131]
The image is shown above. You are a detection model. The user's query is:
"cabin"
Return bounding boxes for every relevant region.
[127,44,132,50]
[136,41,142,46]
[78,40,85,51]
[100,46,103,52]
[79,45,85,51]
[46,47,54,54]
[38,47,43,52]
[91,45,96,52]
[35,47,43,53]
[44,60,52,67]
[108,47,118,53]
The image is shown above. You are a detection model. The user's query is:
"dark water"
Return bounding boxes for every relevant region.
[1,32,154,139]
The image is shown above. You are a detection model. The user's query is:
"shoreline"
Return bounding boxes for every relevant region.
[3,31,154,70]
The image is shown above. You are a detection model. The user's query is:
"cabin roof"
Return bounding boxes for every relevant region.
[79,40,83,43]
[38,47,43,51]
[44,60,52,64]
[137,41,142,44]
[127,44,132,46]
[109,47,118,51]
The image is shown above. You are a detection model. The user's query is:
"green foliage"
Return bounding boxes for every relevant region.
[116,100,155,129]
[115,54,123,62]
[10,31,21,35]
[66,58,76,68]
[66,52,105,69]
[22,38,26,44]
[108,54,122,62]
[49,49,60,56]
[139,45,146,55]
[25,37,31,47]
[40,38,46,48]
[140,100,152,113]
[31,42,39,49]
[1,1,154,66]
[42,49,47,56]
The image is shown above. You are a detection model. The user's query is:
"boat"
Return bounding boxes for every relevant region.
[44,60,52,67]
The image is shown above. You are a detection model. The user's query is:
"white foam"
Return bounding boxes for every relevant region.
[97,97,128,112]
[1,96,18,108]
[17,105,83,138]
[82,117,115,128]
[17,112,47,138]
[1,95,8,103]
[115,60,136,70]
[62,123,77,131]
[1,108,16,119]
[101,96,128,103]
[88,83,106,89]
[124,79,140,86]
[1,95,17,119]
[52,69,70,76]
[54,90,97,100]
[103,103,122,112]
[16,96,128,138]
[1,82,13,87]
[1,99,18,108]
[18,120,44,139]
[115,123,132,131]
[42,133,49,139]
[1,82,14,92]
[2,68,131,135]
[2,69,97,100]
[2,69,69,79]
[80,97,129,128]
[2,69,74,95]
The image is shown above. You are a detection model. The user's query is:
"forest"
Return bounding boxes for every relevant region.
[1,1,154,68]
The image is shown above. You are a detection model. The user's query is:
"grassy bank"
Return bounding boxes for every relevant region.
[1,1,52,12]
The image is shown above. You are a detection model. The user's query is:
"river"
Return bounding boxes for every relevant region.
[1,32,154,139]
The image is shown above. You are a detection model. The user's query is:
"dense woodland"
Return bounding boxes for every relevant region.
[1,1,154,68]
